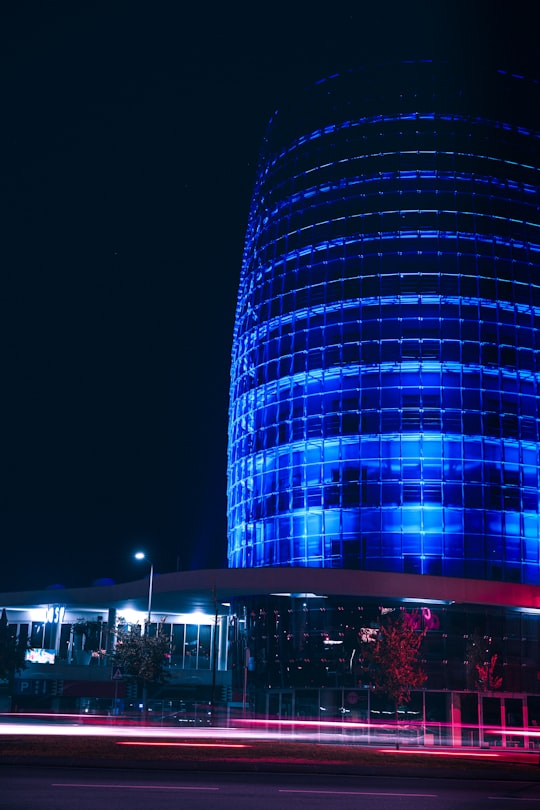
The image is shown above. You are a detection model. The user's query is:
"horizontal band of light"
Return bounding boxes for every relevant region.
[244,232,540,271]
[258,210,540,246]
[263,150,539,195]
[237,295,540,351]
[376,748,500,758]
[235,718,540,738]
[240,233,540,299]
[269,171,538,215]
[262,184,536,228]
[270,114,539,166]
[116,741,248,749]
[230,363,540,416]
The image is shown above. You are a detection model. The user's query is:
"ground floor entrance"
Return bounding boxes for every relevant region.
[252,688,540,749]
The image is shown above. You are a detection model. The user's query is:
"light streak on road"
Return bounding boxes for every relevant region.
[117,742,248,748]
[233,716,540,740]
[0,721,259,740]
[279,789,438,797]
[376,748,500,758]
[2,713,540,755]
[52,783,220,791]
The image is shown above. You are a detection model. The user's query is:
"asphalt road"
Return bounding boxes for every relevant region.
[3,767,540,810]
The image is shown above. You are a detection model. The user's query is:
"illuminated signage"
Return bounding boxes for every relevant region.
[45,606,65,624]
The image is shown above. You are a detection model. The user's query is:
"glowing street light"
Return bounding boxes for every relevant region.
[134,552,153,631]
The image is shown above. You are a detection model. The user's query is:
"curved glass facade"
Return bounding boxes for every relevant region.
[228,63,540,583]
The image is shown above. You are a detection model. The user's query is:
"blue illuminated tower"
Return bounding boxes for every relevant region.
[227,62,540,583]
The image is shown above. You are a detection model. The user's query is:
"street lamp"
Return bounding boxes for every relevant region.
[134,552,153,632]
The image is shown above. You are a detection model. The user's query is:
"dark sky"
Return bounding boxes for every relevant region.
[1,4,537,592]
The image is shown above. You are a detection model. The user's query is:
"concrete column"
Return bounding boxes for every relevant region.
[523,698,530,750]
[500,697,506,748]
[218,615,228,671]
[53,618,63,657]
[107,609,117,654]
[450,692,462,747]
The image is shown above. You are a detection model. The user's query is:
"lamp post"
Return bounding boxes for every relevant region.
[134,551,154,722]
[134,552,154,633]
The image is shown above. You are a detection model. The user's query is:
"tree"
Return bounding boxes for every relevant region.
[476,653,503,691]
[466,633,503,691]
[363,611,427,747]
[112,622,170,712]
[0,609,29,700]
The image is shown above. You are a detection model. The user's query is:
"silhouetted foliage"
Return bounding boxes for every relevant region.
[112,622,170,691]
[72,618,102,651]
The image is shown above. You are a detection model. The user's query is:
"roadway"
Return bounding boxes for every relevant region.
[3,766,540,809]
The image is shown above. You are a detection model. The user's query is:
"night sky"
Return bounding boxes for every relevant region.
[1,4,536,592]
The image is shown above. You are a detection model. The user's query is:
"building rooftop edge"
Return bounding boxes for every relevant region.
[1,569,539,611]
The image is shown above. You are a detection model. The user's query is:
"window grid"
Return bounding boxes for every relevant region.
[228,64,540,584]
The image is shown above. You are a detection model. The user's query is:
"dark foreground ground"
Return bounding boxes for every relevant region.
[2,734,540,780]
